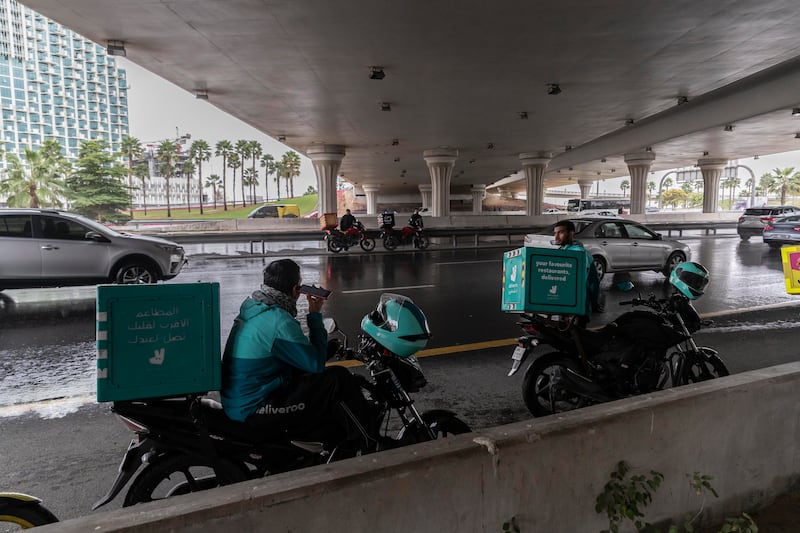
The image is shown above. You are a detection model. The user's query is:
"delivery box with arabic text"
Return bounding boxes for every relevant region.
[96,283,221,402]
[501,246,587,315]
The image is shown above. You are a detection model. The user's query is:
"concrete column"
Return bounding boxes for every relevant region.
[624,151,656,215]
[423,148,458,217]
[471,184,486,214]
[418,184,432,210]
[519,152,552,216]
[362,184,380,215]
[698,158,728,213]
[307,144,345,215]
[577,179,593,199]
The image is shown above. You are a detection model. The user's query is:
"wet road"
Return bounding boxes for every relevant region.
[1,234,799,521]
[0,234,797,413]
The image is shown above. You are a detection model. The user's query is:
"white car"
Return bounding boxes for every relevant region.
[542,208,564,214]
[578,209,620,217]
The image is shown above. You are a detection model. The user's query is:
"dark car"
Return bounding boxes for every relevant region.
[737,206,800,240]
[762,213,800,248]
[525,217,691,280]
[0,208,185,289]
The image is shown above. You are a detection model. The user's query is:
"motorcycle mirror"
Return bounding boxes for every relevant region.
[322,317,338,333]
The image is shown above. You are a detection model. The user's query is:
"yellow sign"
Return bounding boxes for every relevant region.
[780,245,800,294]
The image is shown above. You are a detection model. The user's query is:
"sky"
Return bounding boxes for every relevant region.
[119,58,317,200]
[120,57,800,201]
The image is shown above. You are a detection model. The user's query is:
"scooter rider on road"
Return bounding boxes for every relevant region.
[553,219,601,322]
[220,259,378,450]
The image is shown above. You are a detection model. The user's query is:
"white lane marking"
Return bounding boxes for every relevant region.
[435,260,503,266]
[341,284,435,294]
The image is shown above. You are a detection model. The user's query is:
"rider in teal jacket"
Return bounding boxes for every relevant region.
[220,295,326,422]
[554,220,601,319]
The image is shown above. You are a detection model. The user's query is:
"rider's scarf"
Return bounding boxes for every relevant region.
[251,285,298,318]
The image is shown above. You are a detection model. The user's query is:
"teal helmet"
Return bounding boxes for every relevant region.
[669,261,709,300]
[360,293,431,357]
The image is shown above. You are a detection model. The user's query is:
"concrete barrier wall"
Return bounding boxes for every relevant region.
[44,362,800,533]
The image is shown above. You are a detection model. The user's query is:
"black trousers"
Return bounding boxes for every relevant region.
[246,366,377,446]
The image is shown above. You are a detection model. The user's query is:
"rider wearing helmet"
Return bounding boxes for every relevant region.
[670,261,709,299]
[221,259,378,449]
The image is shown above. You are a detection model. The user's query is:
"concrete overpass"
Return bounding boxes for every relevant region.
[19,1,800,216]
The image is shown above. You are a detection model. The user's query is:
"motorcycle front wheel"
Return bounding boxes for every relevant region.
[676,348,729,385]
[396,410,471,445]
[328,236,344,253]
[360,237,376,251]
[123,452,250,507]
[413,235,430,249]
[383,235,398,250]
[522,352,590,417]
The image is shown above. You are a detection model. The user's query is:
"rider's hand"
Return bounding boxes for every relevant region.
[307,294,325,314]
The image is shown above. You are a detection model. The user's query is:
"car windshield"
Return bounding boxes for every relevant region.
[744,208,774,216]
[64,213,123,236]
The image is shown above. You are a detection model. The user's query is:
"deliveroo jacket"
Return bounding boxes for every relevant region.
[563,242,600,317]
[220,298,327,422]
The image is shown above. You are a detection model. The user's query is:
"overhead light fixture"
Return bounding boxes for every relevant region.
[106,40,126,57]
[724,124,734,132]
[625,118,635,126]
[703,151,709,156]
[793,108,800,116]
[645,146,653,152]
[195,90,208,100]
[379,102,392,111]
[487,143,494,149]
[795,133,800,139]
[469,158,476,163]
[393,157,400,162]
[677,95,689,105]
[391,138,399,146]
[565,145,573,151]
[754,155,760,159]
[518,111,528,119]
[278,135,286,142]
[568,167,573,171]
[369,66,385,80]
[611,168,616,172]
[600,158,607,163]
[546,83,561,95]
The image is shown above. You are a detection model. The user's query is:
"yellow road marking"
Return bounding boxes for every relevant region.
[328,338,517,368]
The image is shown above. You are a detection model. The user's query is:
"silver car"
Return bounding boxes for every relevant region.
[0,208,185,289]
[528,218,691,279]
[762,212,800,248]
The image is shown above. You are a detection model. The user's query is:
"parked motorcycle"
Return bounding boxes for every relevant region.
[0,492,59,529]
[94,293,470,509]
[508,262,729,417]
[324,220,376,253]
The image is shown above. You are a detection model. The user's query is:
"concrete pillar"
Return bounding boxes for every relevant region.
[418,184,432,210]
[423,148,458,217]
[307,144,345,215]
[362,184,380,215]
[698,158,727,213]
[577,179,593,199]
[624,151,656,215]
[519,152,552,216]
[471,184,486,214]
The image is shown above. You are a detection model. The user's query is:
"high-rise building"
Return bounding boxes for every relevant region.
[0,0,129,167]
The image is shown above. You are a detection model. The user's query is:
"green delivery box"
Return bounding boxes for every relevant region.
[96,283,221,402]
[501,246,587,315]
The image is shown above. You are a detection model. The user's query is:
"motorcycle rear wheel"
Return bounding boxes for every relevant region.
[383,235,398,250]
[522,352,590,417]
[0,499,58,529]
[123,452,249,507]
[414,235,430,249]
[360,237,376,251]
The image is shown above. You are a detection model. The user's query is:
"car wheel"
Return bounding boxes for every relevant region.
[662,252,686,276]
[738,235,749,241]
[592,256,607,280]
[115,261,159,284]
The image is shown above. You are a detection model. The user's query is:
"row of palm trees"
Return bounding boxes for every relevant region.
[120,135,303,217]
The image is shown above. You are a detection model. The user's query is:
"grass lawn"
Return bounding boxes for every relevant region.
[132,194,318,220]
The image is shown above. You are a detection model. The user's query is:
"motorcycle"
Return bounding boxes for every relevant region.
[0,492,59,529]
[94,294,470,509]
[508,291,729,417]
[324,220,376,253]
[379,223,429,251]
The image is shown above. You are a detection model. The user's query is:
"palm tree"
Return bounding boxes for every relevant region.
[235,139,251,207]
[760,167,800,205]
[134,162,150,215]
[214,140,233,210]
[281,150,301,198]
[227,152,241,208]
[0,144,68,207]
[120,135,143,217]
[260,153,275,201]
[181,159,196,211]
[189,139,211,214]
[273,161,286,200]
[620,179,630,197]
[205,174,221,209]
[646,180,656,203]
[156,139,178,217]
[242,167,257,203]
[248,140,263,202]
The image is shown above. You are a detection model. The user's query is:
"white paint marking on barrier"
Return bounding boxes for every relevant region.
[97,330,107,341]
[341,284,435,294]
[97,311,107,321]
[97,349,107,360]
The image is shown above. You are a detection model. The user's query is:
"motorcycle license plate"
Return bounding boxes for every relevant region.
[512,345,526,361]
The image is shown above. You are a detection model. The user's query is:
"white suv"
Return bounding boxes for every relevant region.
[0,208,185,289]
